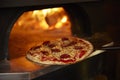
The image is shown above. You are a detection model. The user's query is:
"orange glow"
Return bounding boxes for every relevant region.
[13,7,71,31]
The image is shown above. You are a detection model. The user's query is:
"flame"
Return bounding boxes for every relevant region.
[55,16,68,29]
[14,7,71,31]
[61,16,68,23]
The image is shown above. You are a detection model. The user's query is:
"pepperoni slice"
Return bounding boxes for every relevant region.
[30,45,41,50]
[51,49,61,52]
[62,41,77,47]
[60,54,71,59]
[48,44,56,48]
[79,50,86,58]
[69,41,77,45]
[61,37,69,41]
[52,58,58,61]
[74,46,83,50]
[60,54,75,63]
[60,59,75,63]
[43,41,50,46]
[41,56,48,61]
[41,51,49,56]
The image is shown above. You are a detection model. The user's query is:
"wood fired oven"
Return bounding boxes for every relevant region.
[0,0,120,80]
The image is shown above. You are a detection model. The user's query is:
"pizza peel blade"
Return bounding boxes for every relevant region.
[85,42,116,59]
[86,50,105,59]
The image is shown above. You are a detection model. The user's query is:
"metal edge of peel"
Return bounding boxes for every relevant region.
[86,42,114,59]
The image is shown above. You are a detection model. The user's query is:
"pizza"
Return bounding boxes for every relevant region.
[26,37,93,65]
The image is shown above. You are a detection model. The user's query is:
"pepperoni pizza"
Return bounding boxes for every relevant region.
[26,37,93,65]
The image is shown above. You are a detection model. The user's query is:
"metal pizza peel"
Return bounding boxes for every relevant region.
[86,42,120,59]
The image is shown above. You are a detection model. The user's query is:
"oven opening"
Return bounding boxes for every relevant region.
[8,7,73,60]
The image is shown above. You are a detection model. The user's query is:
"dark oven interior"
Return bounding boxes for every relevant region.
[0,0,120,80]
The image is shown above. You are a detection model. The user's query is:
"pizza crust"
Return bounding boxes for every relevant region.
[26,36,93,65]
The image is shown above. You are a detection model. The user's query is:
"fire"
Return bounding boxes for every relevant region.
[14,7,71,31]
[55,16,69,29]
[61,16,68,23]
